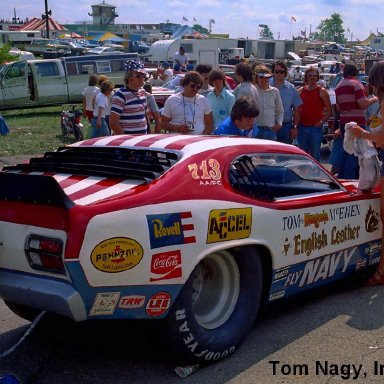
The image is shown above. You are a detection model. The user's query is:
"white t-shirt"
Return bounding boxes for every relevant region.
[162,93,212,135]
[93,93,108,118]
[82,85,99,111]
[174,52,189,66]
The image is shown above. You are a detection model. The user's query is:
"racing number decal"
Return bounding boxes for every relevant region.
[188,159,221,181]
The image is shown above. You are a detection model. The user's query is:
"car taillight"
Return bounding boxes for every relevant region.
[25,235,65,274]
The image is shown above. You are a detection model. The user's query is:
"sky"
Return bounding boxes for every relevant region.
[0,0,382,42]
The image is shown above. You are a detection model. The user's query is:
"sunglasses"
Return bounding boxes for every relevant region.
[190,83,202,90]
[133,73,147,79]
[274,70,285,74]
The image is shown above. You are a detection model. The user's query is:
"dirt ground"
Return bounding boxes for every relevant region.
[0,155,32,170]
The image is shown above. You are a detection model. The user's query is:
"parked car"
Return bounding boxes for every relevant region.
[86,46,125,55]
[0,135,381,365]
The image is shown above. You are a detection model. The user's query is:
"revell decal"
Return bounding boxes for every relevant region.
[147,212,196,249]
[89,292,120,316]
[150,250,182,282]
[207,208,252,243]
[91,237,143,273]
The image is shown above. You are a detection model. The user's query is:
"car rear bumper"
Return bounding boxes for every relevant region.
[0,270,87,321]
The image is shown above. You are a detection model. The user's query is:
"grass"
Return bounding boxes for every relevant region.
[1,105,86,157]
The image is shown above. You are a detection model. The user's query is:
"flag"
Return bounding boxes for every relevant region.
[193,17,197,22]
[258,24,267,28]
[182,16,188,22]
[210,19,216,24]
[291,16,296,22]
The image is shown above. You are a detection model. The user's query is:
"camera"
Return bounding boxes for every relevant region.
[186,121,194,131]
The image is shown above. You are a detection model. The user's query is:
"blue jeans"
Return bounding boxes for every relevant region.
[297,125,323,161]
[91,117,110,138]
[276,122,293,144]
[256,126,277,141]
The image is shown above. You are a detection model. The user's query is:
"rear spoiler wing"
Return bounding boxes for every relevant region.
[0,172,74,209]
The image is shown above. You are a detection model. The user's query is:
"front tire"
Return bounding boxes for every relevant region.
[163,247,263,365]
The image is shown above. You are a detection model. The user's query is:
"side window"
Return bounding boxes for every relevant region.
[96,60,111,73]
[35,62,59,77]
[229,153,341,200]
[78,62,96,74]
[5,62,26,79]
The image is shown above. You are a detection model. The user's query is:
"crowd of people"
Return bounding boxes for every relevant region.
[81,57,379,163]
[78,56,384,286]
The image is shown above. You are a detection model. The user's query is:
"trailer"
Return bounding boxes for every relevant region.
[147,38,246,67]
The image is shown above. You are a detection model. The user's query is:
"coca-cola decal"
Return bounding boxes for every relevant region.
[150,250,182,282]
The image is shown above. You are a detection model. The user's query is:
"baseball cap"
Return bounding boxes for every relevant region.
[163,61,170,68]
[124,59,146,73]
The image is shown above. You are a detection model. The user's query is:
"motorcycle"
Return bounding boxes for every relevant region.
[60,105,84,142]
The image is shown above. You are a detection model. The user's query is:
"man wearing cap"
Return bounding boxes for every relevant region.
[173,46,189,72]
[110,59,148,135]
[253,65,283,141]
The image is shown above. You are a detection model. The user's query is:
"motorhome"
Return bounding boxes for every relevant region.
[148,38,247,67]
[0,53,138,110]
[0,30,42,49]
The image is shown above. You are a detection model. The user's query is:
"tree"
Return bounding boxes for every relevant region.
[192,24,209,34]
[259,25,274,40]
[0,43,18,64]
[316,13,345,43]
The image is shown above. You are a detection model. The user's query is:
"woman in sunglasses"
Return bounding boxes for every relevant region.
[162,71,213,135]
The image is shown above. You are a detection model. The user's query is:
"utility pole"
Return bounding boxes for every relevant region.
[42,0,52,39]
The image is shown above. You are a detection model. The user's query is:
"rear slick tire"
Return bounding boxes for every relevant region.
[163,247,263,365]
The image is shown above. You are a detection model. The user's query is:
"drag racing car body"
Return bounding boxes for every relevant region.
[0,134,381,364]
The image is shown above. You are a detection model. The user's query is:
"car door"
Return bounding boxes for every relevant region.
[1,61,31,107]
[34,61,68,104]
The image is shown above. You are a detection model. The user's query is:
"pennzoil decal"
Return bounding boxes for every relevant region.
[207,208,252,243]
[91,237,143,273]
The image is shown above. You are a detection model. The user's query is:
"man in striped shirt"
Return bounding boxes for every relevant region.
[334,63,378,178]
[110,59,148,135]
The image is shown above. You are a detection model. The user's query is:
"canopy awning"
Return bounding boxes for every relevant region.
[87,31,126,42]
